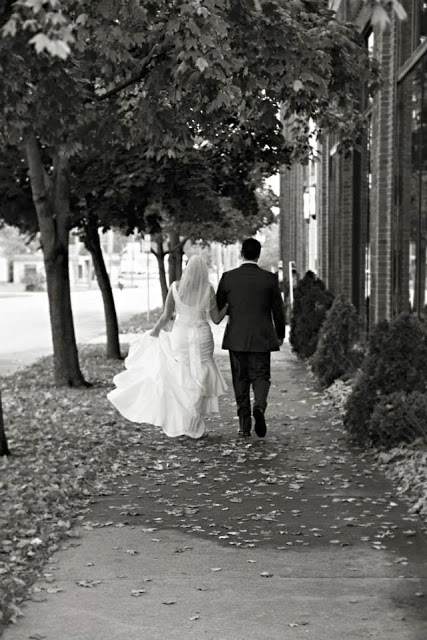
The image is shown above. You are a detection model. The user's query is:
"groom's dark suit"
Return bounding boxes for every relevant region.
[216,262,286,435]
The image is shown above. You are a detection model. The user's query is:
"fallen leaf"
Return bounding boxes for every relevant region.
[76,580,102,588]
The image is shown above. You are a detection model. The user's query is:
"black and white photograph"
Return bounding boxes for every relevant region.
[0,0,427,638]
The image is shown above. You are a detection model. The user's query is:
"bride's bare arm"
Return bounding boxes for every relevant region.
[150,287,175,337]
[209,285,228,324]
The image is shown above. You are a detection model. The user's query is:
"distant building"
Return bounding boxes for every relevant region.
[0,244,10,282]
[7,231,157,290]
[12,252,45,289]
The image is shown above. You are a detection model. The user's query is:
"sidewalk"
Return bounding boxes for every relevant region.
[3,340,427,640]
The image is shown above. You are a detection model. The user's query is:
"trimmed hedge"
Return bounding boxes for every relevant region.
[344,313,427,444]
[311,294,363,387]
[289,271,334,359]
[369,391,427,449]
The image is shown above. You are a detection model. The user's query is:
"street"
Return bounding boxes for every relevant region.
[0,283,163,376]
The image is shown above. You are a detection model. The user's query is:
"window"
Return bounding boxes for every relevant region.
[361,29,375,112]
[396,52,427,315]
[412,0,427,49]
[24,265,37,277]
[400,0,427,65]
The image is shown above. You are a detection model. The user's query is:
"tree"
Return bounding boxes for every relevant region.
[80,211,122,359]
[1,0,376,387]
[0,389,10,457]
[0,224,39,258]
[71,129,276,294]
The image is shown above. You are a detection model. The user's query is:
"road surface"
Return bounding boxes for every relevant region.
[0,283,163,376]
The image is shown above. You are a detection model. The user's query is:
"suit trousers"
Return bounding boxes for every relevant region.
[229,351,271,416]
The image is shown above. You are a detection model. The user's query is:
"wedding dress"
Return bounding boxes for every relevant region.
[107,262,227,439]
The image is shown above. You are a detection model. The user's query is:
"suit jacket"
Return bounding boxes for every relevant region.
[216,263,286,352]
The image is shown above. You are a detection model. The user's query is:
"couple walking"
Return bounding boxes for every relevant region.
[108,238,286,439]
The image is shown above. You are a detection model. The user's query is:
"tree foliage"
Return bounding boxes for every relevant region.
[1,0,376,159]
[0,0,377,386]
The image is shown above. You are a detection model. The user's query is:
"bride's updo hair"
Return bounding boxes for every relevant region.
[177,255,210,308]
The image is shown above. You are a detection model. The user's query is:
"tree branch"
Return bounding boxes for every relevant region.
[94,42,170,102]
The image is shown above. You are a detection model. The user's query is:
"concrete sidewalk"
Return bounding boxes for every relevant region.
[3,344,427,640]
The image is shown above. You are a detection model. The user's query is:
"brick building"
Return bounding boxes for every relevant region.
[280,0,427,332]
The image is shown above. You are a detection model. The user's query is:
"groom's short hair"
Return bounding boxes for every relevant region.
[241,238,261,261]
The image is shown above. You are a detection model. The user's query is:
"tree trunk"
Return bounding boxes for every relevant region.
[82,213,121,359]
[168,250,177,287]
[176,244,183,280]
[168,230,184,286]
[24,134,88,387]
[152,236,168,304]
[0,389,11,457]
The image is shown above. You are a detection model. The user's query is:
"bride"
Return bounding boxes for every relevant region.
[107,255,228,438]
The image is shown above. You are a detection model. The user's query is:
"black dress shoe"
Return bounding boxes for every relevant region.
[238,411,251,437]
[253,407,266,438]
[237,430,251,438]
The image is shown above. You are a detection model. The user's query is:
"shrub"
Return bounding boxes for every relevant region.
[311,295,363,387]
[344,313,427,444]
[22,270,45,292]
[289,271,334,359]
[369,391,427,449]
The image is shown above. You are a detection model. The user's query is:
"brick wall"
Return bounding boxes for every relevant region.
[312,2,400,328]
[280,1,403,327]
[279,163,309,280]
[369,18,398,324]
[317,136,330,284]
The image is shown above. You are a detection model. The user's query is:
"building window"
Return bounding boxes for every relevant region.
[412,0,427,49]
[24,265,37,277]
[400,0,427,64]
[396,52,427,315]
[361,29,375,111]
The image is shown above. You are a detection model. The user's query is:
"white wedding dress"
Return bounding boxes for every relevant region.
[107,281,227,438]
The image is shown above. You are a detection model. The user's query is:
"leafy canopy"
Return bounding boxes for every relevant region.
[1,0,376,165]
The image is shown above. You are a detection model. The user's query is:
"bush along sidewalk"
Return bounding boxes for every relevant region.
[343,313,427,447]
[310,295,363,388]
[289,271,334,359]
[321,313,427,526]
[369,391,427,449]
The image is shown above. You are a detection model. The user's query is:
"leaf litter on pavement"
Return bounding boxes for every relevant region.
[0,345,426,632]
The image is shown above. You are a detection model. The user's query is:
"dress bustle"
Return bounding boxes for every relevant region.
[107,290,227,438]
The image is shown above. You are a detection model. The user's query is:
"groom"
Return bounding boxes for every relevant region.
[216,238,286,438]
